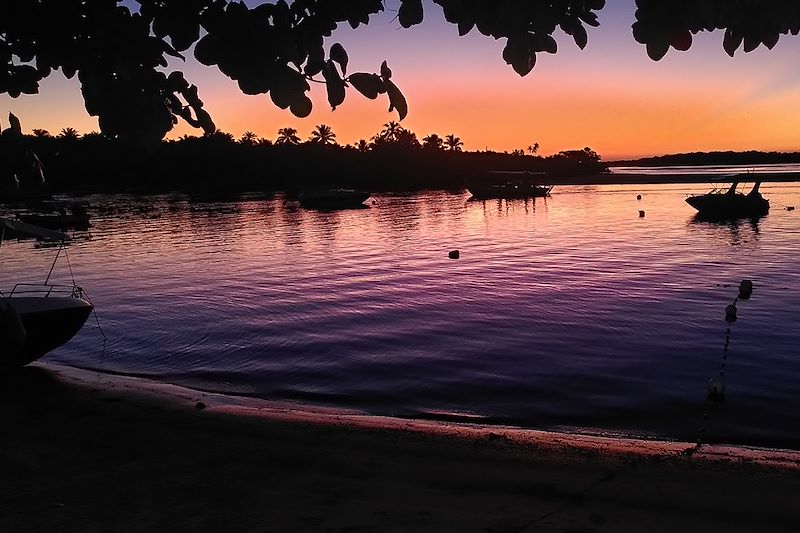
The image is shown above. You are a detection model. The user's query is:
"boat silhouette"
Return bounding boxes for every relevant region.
[1,218,94,367]
[685,178,769,219]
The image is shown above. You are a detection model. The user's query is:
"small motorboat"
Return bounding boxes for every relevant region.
[467,171,553,200]
[298,189,371,209]
[16,200,91,229]
[1,218,94,367]
[686,179,769,219]
[467,182,553,200]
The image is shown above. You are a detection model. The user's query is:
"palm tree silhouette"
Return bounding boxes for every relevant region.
[256,137,273,147]
[422,133,444,150]
[356,139,369,152]
[309,124,337,145]
[240,131,257,145]
[32,129,51,138]
[395,128,420,149]
[276,127,300,145]
[528,142,540,155]
[444,134,463,151]
[379,121,403,142]
[58,127,79,140]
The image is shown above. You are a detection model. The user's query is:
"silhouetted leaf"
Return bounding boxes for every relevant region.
[458,20,474,36]
[322,60,345,110]
[573,25,588,49]
[762,33,779,49]
[398,0,424,28]
[579,11,600,27]
[270,67,310,109]
[196,108,215,134]
[305,46,325,77]
[167,71,190,91]
[162,41,186,61]
[503,38,535,76]
[290,95,312,117]
[723,28,742,56]
[348,72,385,99]
[194,34,219,66]
[669,30,692,51]
[380,60,392,80]
[646,39,669,61]
[531,34,557,54]
[385,79,407,120]
[330,43,348,75]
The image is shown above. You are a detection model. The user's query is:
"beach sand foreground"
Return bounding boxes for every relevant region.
[2,363,799,532]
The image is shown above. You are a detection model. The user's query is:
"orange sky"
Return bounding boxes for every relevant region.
[3,1,800,160]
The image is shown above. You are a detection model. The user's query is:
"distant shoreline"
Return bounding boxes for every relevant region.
[545,171,800,187]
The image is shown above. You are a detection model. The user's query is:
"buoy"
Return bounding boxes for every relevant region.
[638,210,645,218]
[738,279,753,300]
[725,304,737,323]
[636,194,642,200]
[448,250,460,260]
[707,377,725,402]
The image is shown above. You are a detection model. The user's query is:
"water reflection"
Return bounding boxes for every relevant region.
[688,214,762,247]
[2,183,800,447]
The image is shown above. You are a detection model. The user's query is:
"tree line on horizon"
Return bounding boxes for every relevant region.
[25,121,542,157]
[0,118,608,195]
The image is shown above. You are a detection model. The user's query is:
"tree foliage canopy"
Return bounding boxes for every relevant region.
[1,1,796,144]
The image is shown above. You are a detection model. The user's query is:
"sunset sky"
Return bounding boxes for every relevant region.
[3,0,800,160]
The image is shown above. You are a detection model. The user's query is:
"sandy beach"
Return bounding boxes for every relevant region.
[1,363,799,533]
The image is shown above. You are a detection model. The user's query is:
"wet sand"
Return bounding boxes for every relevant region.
[2,363,799,533]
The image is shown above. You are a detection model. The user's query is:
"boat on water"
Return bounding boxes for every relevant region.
[0,218,94,367]
[298,189,371,209]
[16,200,90,229]
[685,178,769,219]
[467,171,553,200]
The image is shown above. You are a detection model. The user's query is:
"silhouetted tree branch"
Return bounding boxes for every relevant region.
[1,1,794,144]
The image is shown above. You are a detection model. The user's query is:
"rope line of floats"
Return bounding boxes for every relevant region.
[685,279,753,456]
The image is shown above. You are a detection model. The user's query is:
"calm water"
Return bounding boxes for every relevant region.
[3,181,800,448]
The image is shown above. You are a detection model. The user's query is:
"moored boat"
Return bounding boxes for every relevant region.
[16,200,90,229]
[467,171,553,200]
[1,218,94,367]
[298,189,371,209]
[686,179,769,219]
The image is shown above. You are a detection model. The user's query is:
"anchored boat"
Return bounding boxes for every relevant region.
[1,218,94,367]
[467,171,553,200]
[298,189,371,209]
[686,178,769,219]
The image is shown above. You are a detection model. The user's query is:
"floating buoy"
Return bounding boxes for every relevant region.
[636,194,642,200]
[738,279,753,300]
[788,206,795,211]
[638,210,645,218]
[448,250,460,260]
[725,304,737,323]
[707,377,725,402]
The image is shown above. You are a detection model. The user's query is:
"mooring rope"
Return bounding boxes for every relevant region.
[63,247,107,343]
[684,279,753,456]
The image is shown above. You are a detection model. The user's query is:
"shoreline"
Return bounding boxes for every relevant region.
[43,362,800,470]
[4,170,800,202]
[3,362,800,531]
